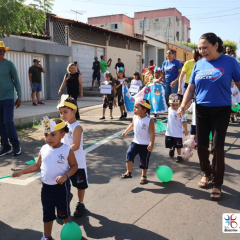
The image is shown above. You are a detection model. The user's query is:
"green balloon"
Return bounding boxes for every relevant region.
[156,166,173,182]
[209,132,213,141]
[61,221,82,240]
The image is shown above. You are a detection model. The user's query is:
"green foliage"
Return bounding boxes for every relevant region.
[0,0,54,38]
[180,41,198,50]
[223,39,238,54]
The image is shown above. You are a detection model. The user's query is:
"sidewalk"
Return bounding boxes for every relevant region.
[13,97,103,126]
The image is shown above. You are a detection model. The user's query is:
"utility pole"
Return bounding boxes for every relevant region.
[142,17,146,39]
[142,17,146,67]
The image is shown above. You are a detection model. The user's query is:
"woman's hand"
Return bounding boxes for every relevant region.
[79,93,83,98]
[12,171,23,177]
[147,144,153,152]
[170,79,178,87]
[178,86,182,94]
[122,131,127,137]
[177,105,186,119]
[58,90,62,96]
[56,174,67,185]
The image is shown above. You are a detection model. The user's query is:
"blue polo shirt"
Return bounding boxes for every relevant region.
[189,54,240,107]
[162,59,182,83]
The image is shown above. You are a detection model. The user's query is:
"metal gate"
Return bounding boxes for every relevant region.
[72,43,105,87]
[5,51,46,102]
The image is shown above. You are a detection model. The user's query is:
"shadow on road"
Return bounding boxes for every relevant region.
[73,210,167,240]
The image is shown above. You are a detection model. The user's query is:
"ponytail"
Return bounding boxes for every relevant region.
[200,32,224,53]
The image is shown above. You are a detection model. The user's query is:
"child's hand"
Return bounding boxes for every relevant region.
[12,171,22,177]
[184,129,188,136]
[122,132,127,137]
[56,174,67,185]
[147,144,153,152]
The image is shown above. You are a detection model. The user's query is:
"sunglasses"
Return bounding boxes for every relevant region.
[0,50,6,53]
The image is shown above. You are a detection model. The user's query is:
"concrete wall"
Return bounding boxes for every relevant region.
[168,43,192,63]
[106,46,142,78]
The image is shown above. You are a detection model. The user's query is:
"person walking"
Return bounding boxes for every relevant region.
[74,61,81,74]
[160,50,182,104]
[29,59,46,106]
[91,56,100,90]
[0,41,22,156]
[177,33,240,201]
[58,63,83,120]
[115,58,125,73]
[100,55,112,82]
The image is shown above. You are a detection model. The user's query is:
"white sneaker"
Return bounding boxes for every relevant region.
[109,116,113,119]
[41,233,52,240]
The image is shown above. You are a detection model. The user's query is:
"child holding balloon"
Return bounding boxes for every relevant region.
[12,118,78,240]
[165,94,188,163]
[121,99,155,184]
[58,95,88,218]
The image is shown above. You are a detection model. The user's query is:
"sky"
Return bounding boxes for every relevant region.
[26,0,240,55]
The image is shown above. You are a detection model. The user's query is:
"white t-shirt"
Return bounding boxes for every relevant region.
[132,115,151,145]
[130,79,142,87]
[62,121,86,170]
[188,102,196,126]
[165,107,187,138]
[40,144,71,185]
[231,85,239,105]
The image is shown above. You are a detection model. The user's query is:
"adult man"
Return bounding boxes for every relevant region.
[74,61,81,74]
[29,59,46,106]
[91,56,100,90]
[115,58,125,73]
[225,45,233,56]
[100,55,112,81]
[0,41,22,156]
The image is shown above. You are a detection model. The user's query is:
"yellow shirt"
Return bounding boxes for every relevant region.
[182,59,195,84]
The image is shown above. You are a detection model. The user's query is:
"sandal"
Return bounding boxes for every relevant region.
[198,174,213,188]
[140,176,147,185]
[210,186,221,201]
[121,171,132,178]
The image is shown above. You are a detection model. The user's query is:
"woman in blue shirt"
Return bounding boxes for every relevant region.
[161,50,182,104]
[177,33,240,201]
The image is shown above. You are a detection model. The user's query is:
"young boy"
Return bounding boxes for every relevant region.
[231,80,239,122]
[165,93,188,163]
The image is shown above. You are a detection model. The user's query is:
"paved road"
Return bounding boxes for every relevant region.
[0,106,239,240]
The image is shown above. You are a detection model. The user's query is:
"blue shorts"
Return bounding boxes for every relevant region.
[32,83,42,92]
[126,142,151,169]
[41,181,71,222]
[190,125,196,135]
[93,72,100,81]
[165,136,183,149]
[70,169,88,190]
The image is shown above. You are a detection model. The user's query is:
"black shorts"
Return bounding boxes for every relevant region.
[190,125,196,135]
[103,96,114,109]
[70,169,88,190]
[126,142,151,169]
[117,94,124,106]
[165,136,183,149]
[41,181,71,222]
[93,72,100,81]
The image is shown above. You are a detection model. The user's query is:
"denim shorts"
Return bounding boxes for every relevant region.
[32,83,42,92]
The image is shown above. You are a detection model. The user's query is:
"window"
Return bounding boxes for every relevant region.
[140,20,147,28]
[100,25,104,28]
[176,31,179,41]
[155,19,159,22]
[111,24,118,30]
[177,21,179,27]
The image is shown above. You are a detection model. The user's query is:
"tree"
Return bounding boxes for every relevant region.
[180,41,198,50]
[223,40,238,54]
[0,0,54,38]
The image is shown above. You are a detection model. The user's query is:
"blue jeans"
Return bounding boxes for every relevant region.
[163,81,179,106]
[0,99,19,147]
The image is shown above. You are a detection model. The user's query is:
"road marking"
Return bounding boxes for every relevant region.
[1,130,124,185]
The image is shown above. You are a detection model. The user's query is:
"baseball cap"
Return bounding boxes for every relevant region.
[100,55,104,59]
[33,59,40,63]
[94,56,98,59]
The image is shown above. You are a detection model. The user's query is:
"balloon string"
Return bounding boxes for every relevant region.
[0,174,13,179]
[65,175,71,222]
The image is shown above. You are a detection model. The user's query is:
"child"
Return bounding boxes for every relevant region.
[13,118,78,240]
[186,99,196,142]
[165,94,188,163]
[58,95,88,217]
[129,71,142,96]
[153,67,163,84]
[144,65,154,84]
[99,71,115,119]
[121,99,155,184]
[116,67,128,119]
[230,80,239,122]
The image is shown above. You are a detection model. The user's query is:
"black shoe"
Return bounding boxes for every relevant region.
[12,146,21,156]
[99,116,105,120]
[109,116,113,119]
[230,117,234,123]
[169,149,175,158]
[176,156,183,163]
[123,112,127,118]
[74,202,85,217]
[0,146,12,157]
[119,114,124,120]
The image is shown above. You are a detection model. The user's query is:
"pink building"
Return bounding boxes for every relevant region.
[88,8,191,43]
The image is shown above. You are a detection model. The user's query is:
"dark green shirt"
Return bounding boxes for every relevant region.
[29,65,42,83]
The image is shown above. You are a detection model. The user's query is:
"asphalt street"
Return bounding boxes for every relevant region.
[0,105,239,240]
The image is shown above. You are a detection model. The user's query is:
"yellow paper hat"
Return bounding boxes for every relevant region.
[0,41,10,51]
[57,94,77,110]
[42,116,66,134]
